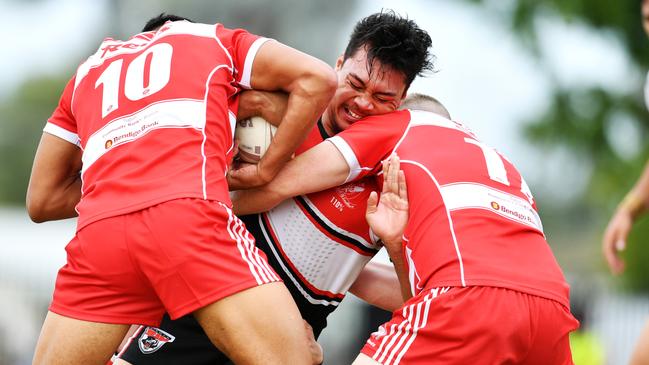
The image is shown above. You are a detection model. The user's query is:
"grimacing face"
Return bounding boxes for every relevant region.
[322,47,408,135]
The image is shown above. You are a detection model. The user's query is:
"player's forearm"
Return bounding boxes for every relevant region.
[383,239,412,302]
[349,261,404,312]
[231,187,284,216]
[621,162,649,220]
[257,70,336,183]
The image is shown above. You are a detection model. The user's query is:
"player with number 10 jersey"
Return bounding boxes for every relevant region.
[48,21,267,230]
[30,16,337,364]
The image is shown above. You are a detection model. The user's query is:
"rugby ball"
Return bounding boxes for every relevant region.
[234,116,277,163]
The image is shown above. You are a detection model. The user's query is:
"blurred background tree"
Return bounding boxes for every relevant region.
[463,0,649,291]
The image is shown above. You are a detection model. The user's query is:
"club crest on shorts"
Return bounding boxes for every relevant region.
[138,327,175,354]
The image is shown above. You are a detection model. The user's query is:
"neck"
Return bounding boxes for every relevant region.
[320,112,337,136]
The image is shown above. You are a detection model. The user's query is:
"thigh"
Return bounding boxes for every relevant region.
[50,215,165,326]
[133,199,281,320]
[33,311,129,365]
[194,282,312,365]
[117,315,231,365]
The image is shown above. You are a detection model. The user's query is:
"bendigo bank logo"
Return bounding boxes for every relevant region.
[490,200,533,224]
[105,139,113,149]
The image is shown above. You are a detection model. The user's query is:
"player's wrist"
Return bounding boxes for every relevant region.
[619,191,647,220]
[381,236,404,252]
[256,156,281,184]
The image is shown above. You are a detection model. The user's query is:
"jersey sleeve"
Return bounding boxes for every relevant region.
[327,110,411,183]
[44,77,80,146]
[216,25,272,89]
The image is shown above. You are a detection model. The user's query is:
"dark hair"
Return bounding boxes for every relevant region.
[142,13,194,32]
[343,10,434,90]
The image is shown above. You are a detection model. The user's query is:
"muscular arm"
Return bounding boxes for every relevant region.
[236,90,288,126]
[603,160,649,274]
[228,41,337,189]
[26,133,82,222]
[349,260,404,312]
[232,140,350,215]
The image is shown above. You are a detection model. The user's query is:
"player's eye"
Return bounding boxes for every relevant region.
[375,96,397,108]
[348,79,362,90]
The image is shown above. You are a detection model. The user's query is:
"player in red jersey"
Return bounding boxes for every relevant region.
[25,13,337,365]
[235,94,578,364]
[114,11,435,365]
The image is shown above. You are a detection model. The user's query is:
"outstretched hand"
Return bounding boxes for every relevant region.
[366,154,409,249]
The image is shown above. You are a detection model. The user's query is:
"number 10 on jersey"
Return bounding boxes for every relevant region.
[95,43,173,118]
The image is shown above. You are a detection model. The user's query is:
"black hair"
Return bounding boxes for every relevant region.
[142,13,194,32]
[343,10,434,90]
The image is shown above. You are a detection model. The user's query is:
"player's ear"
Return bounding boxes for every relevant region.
[335,55,344,70]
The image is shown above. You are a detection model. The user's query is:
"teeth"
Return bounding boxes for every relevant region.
[348,109,361,119]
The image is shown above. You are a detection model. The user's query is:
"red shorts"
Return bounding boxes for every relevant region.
[361,286,579,365]
[49,198,280,326]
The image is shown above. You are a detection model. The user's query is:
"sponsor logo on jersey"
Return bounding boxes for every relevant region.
[110,121,160,145]
[334,182,366,209]
[104,139,113,149]
[138,327,175,354]
[490,199,534,225]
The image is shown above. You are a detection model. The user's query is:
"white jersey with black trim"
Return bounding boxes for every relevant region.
[239,122,382,336]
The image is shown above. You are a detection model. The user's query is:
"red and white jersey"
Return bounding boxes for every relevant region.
[45,21,269,230]
[328,109,570,307]
[258,122,381,307]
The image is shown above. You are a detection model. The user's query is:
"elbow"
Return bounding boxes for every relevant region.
[26,192,49,223]
[26,200,46,223]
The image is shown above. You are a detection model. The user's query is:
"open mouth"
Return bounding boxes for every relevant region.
[344,106,363,121]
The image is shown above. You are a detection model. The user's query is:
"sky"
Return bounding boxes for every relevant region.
[0,0,107,97]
